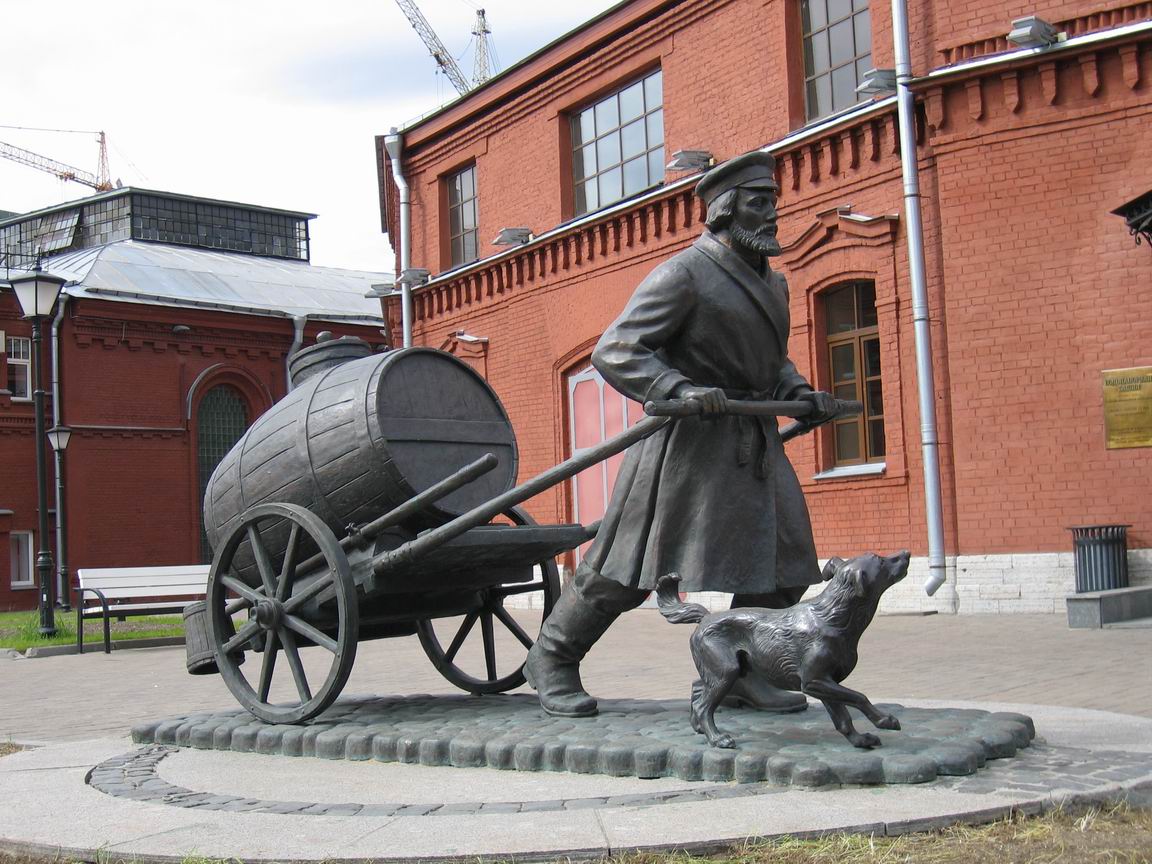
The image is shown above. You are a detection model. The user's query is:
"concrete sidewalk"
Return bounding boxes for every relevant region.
[3,610,1149,743]
[1,611,1150,862]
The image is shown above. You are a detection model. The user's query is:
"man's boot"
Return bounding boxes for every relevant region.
[525,589,619,717]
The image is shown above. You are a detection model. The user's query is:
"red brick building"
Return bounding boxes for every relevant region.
[1,189,388,612]
[375,0,1152,612]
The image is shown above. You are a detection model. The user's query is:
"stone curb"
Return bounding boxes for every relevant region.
[3,781,1150,864]
[11,637,184,659]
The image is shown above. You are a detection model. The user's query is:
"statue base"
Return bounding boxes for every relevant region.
[131,694,1034,786]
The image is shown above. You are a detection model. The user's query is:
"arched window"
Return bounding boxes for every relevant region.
[197,385,249,562]
[566,365,645,563]
[824,281,884,465]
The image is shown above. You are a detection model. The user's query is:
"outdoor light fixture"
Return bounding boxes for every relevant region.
[171,324,191,334]
[46,425,72,453]
[666,150,715,171]
[399,268,431,287]
[11,267,66,320]
[365,277,397,298]
[9,263,68,637]
[492,227,533,246]
[452,330,488,344]
[1007,16,1063,48]
[1111,190,1152,250]
[856,68,898,96]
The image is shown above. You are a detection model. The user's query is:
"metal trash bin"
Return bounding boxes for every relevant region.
[1069,524,1130,593]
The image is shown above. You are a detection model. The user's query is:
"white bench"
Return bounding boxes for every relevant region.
[75,565,209,654]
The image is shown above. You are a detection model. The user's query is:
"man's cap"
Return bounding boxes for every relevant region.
[695,151,778,205]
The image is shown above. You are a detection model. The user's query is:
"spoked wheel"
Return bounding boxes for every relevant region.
[416,507,561,694]
[206,502,358,723]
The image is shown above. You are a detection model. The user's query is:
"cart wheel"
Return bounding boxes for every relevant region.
[416,507,561,694]
[207,502,358,724]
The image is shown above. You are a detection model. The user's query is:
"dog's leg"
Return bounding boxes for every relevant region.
[817,697,880,749]
[690,636,740,749]
[803,678,900,733]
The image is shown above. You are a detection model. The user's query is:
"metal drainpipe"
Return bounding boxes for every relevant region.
[891,0,954,608]
[50,293,70,611]
[287,315,307,391]
[384,128,413,348]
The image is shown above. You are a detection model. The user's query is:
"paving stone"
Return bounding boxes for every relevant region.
[124,695,1047,787]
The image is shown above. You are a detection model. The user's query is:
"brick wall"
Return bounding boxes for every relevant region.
[0,292,383,612]
[380,2,1152,610]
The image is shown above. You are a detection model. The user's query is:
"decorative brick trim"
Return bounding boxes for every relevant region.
[939,2,1152,65]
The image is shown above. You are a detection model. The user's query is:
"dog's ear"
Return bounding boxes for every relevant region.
[821,557,845,581]
[850,567,868,598]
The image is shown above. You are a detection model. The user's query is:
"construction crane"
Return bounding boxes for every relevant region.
[393,2,495,95]
[472,9,491,86]
[0,130,113,192]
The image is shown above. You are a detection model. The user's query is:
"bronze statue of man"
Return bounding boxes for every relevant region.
[525,150,838,717]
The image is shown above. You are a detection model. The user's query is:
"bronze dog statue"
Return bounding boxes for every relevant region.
[656,551,910,749]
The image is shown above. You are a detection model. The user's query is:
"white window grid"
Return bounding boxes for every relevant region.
[5,335,31,401]
[9,531,34,588]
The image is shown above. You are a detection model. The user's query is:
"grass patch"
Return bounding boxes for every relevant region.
[0,610,183,653]
[0,742,22,758]
[0,804,1147,864]
[615,803,1152,864]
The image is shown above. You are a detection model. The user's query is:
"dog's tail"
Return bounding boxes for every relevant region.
[656,574,709,624]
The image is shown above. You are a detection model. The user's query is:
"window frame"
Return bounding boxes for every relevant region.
[801,0,872,122]
[4,334,32,402]
[9,531,34,589]
[823,281,884,467]
[445,163,479,269]
[569,69,665,217]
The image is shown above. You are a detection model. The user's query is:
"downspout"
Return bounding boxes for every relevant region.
[891,0,955,609]
[50,294,70,610]
[287,315,307,391]
[383,128,413,348]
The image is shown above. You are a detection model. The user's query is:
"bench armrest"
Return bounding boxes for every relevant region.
[76,587,111,655]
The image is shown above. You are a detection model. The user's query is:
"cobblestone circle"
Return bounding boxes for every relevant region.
[131,694,1036,785]
[88,740,1152,818]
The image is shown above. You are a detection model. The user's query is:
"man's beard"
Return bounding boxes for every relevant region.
[730,223,781,256]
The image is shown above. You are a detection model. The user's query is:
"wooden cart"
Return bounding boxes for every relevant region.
[200,342,846,724]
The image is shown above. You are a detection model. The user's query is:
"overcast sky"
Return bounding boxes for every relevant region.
[1,0,621,272]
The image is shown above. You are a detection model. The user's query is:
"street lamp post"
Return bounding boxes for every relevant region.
[10,266,67,637]
[47,425,73,612]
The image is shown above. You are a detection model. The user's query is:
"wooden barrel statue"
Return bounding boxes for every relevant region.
[202,347,518,563]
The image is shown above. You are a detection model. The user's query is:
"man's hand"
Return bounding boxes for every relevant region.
[674,385,728,417]
[797,390,839,423]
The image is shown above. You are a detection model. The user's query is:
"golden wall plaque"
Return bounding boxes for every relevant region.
[1103,367,1152,449]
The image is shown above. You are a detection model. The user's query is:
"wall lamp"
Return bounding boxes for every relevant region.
[399,268,431,288]
[452,330,488,344]
[171,324,191,334]
[365,276,397,298]
[1111,190,1152,250]
[492,228,534,246]
[856,68,898,96]
[1007,16,1064,48]
[666,150,714,171]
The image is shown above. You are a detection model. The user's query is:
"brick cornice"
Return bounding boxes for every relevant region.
[399,103,915,329]
[916,36,1151,140]
[70,317,289,359]
[938,1,1152,66]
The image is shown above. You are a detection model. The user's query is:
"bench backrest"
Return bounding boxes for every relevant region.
[76,565,209,601]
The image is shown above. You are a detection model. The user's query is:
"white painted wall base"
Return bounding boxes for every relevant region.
[524,549,1152,615]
